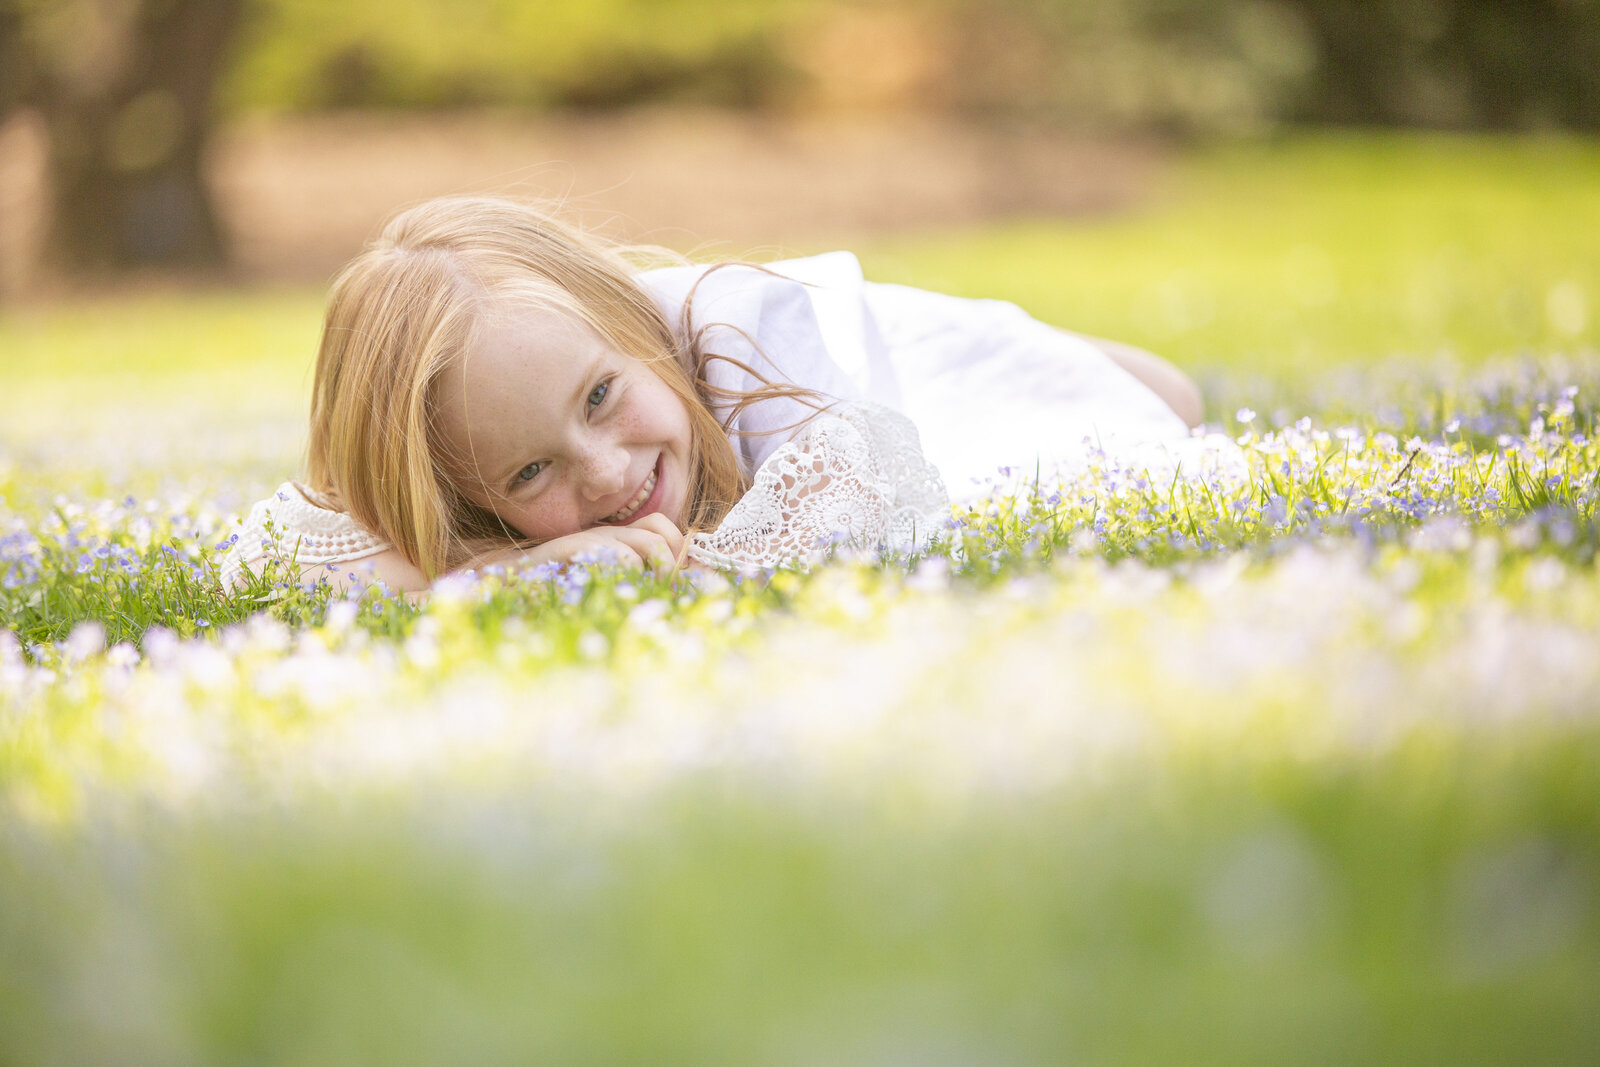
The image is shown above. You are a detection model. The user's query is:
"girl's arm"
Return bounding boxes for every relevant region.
[225,486,686,596]
[281,515,687,595]
[686,402,947,570]
[292,548,429,594]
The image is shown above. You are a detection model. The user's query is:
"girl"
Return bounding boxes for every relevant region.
[222,196,1217,591]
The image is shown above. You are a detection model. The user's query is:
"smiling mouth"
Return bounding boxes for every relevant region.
[599,457,661,525]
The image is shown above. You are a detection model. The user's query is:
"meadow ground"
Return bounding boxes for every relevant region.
[2,132,1599,1064]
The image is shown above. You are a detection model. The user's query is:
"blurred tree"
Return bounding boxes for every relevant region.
[977,0,1600,133]
[1274,0,1600,129]
[4,0,245,275]
[1,5,25,113]
[219,0,804,113]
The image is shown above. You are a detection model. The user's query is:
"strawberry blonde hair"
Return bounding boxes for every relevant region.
[306,196,806,578]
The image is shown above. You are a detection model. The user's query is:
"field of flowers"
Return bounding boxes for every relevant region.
[3,135,1599,1064]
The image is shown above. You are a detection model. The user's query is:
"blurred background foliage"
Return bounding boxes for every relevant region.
[220,0,806,112]
[0,0,1597,279]
[10,0,1600,121]
[220,0,1600,130]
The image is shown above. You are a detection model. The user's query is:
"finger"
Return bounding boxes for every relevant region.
[547,531,645,571]
[607,527,677,575]
[590,539,647,571]
[627,511,685,557]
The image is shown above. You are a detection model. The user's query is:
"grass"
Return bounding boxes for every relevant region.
[2,132,1599,1065]
[858,132,1600,379]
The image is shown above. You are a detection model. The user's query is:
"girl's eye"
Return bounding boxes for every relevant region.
[515,461,543,484]
[587,379,610,412]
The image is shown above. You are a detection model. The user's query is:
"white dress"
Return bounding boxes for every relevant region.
[222,252,1225,583]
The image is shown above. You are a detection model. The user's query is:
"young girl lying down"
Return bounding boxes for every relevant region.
[223,196,1219,591]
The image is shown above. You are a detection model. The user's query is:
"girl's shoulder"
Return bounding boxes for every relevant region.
[635,252,887,476]
[221,482,390,587]
[634,251,866,317]
[635,250,876,390]
[257,482,363,533]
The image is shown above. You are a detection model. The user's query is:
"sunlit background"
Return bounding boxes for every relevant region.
[4,0,1597,471]
[4,3,1600,1064]
[4,0,1598,285]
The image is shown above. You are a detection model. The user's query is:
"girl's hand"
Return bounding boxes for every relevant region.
[483,512,687,575]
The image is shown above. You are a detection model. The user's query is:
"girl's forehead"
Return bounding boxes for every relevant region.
[474,295,618,358]
[479,292,580,333]
[434,315,588,461]
[484,277,604,322]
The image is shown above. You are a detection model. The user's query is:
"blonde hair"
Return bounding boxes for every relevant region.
[306,196,817,578]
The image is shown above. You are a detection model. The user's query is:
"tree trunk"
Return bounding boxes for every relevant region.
[1446,0,1600,130]
[0,4,27,115]
[1280,0,1600,130]
[1277,0,1414,126]
[36,0,243,275]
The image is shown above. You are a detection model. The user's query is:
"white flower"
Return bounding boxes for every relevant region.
[324,600,360,634]
[105,643,140,669]
[64,621,106,663]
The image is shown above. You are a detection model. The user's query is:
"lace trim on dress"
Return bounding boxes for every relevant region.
[687,402,949,570]
[220,482,390,586]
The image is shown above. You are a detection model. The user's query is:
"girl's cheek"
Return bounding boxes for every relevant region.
[521,496,582,540]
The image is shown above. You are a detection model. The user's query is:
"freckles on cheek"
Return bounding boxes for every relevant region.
[612,406,649,436]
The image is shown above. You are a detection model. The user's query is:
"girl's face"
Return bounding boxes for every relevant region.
[435,304,694,541]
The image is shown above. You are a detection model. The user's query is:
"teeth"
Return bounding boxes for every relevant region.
[605,468,657,523]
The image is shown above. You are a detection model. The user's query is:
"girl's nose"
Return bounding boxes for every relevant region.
[577,442,628,501]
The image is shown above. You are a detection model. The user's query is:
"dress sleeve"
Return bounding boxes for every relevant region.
[220,483,390,587]
[686,402,949,570]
